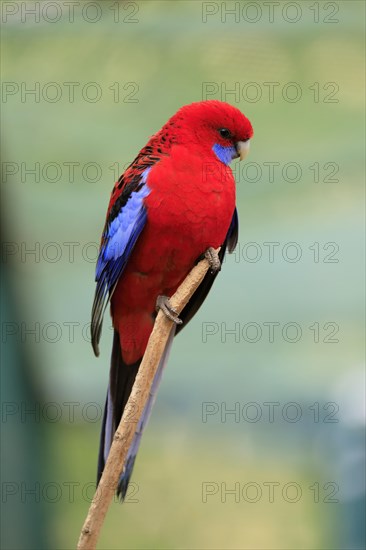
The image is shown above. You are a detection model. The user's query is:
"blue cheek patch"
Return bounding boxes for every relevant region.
[212,143,237,165]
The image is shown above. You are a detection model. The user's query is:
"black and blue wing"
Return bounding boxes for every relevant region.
[91,167,152,356]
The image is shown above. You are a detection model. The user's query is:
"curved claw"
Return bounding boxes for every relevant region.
[205,247,221,273]
[156,295,183,324]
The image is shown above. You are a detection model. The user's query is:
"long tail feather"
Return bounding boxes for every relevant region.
[97,327,176,500]
[97,331,139,486]
[117,325,176,498]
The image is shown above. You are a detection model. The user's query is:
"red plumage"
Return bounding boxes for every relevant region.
[92,100,253,497]
[109,101,253,363]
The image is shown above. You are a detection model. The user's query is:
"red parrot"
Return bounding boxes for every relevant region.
[91,100,253,498]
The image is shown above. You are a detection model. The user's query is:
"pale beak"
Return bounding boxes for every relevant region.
[236,140,250,160]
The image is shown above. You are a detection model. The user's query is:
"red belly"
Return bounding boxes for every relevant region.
[111,147,235,364]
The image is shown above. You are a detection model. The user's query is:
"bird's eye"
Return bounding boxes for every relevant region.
[219,128,232,139]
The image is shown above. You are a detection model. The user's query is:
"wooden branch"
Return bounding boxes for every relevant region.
[77,249,219,550]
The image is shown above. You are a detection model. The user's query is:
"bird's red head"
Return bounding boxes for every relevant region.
[160,100,254,165]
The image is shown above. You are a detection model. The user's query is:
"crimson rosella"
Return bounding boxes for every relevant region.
[91,100,253,498]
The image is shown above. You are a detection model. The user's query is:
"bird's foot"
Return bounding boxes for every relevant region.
[205,247,221,273]
[156,295,183,324]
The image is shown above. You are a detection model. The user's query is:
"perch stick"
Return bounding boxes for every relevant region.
[77,249,219,549]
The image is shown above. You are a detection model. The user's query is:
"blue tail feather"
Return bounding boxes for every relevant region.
[97,327,176,500]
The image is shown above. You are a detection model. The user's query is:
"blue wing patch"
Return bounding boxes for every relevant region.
[91,167,151,356]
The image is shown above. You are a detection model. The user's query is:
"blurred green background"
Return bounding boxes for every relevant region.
[1,1,365,549]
